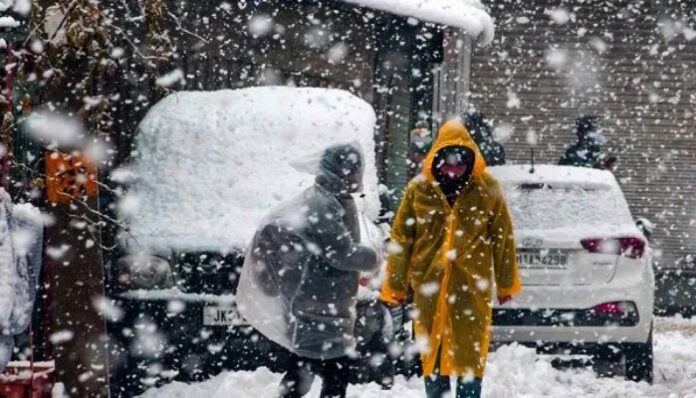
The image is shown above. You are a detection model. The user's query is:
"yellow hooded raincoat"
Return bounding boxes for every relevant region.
[380,120,522,378]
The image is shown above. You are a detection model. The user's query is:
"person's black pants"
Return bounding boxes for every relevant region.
[279,351,350,398]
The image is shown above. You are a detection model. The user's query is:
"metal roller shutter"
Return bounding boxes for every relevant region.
[470,0,696,267]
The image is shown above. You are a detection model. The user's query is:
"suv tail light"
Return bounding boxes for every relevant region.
[581,237,645,259]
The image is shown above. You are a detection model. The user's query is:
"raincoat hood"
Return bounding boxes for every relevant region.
[422,120,487,181]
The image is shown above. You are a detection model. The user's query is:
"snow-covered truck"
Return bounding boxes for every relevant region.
[107,87,386,393]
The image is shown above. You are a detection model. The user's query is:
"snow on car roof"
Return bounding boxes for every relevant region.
[339,0,494,46]
[489,165,640,243]
[122,87,380,253]
[488,165,619,190]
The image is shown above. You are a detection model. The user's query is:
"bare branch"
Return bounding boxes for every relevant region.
[106,20,170,62]
[166,10,209,44]
[23,0,79,46]
[69,213,120,251]
[57,191,123,228]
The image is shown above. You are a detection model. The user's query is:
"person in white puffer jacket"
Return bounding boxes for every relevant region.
[0,189,43,372]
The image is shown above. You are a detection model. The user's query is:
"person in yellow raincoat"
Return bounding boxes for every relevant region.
[380,119,522,398]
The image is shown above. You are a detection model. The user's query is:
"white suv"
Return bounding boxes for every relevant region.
[488,165,655,383]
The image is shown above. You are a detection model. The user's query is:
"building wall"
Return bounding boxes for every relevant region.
[109,0,376,149]
[470,0,696,267]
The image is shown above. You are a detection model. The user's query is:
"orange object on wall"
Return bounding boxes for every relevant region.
[45,152,98,204]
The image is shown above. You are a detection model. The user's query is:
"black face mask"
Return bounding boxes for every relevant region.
[433,146,475,206]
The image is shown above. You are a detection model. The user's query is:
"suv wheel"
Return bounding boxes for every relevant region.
[624,324,654,384]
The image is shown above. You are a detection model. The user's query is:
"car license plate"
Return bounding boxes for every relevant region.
[203,305,243,326]
[517,250,568,269]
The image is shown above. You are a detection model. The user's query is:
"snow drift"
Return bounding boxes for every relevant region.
[137,317,696,397]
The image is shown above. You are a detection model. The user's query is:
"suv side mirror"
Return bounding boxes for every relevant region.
[636,217,654,241]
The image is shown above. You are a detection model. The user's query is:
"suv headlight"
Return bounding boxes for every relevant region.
[117,253,174,290]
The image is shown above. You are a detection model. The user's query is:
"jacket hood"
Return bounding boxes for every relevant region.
[315,143,364,196]
[422,120,487,181]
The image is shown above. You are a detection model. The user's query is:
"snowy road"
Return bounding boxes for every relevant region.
[140,316,696,398]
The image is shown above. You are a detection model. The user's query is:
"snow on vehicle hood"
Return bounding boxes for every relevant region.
[339,0,495,46]
[122,87,380,253]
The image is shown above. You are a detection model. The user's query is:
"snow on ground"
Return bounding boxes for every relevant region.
[139,316,696,398]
